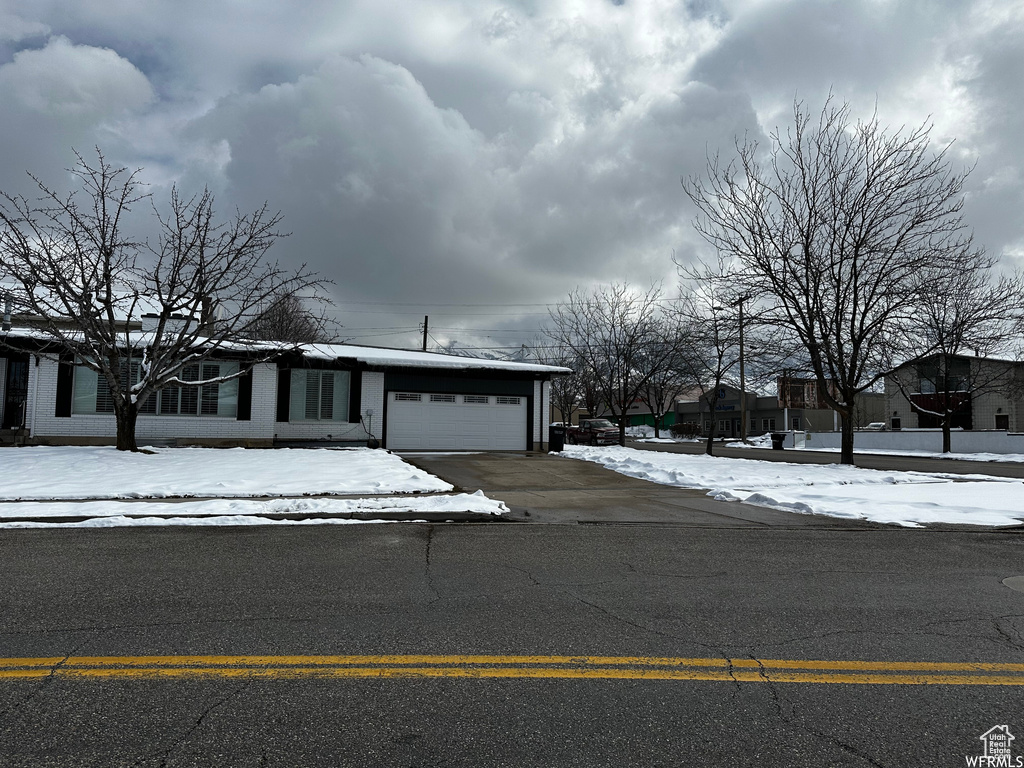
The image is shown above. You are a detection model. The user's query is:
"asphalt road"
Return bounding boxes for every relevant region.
[1,519,1022,767]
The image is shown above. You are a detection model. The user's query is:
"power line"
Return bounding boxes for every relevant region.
[336,309,554,317]
[335,303,561,311]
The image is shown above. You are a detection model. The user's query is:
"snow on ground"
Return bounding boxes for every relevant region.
[0,491,507,529]
[0,446,507,528]
[0,446,451,500]
[559,445,1024,528]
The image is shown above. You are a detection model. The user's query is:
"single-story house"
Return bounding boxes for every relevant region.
[1,332,569,451]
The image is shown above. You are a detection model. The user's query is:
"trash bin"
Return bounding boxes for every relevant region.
[770,432,786,450]
[548,425,566,452]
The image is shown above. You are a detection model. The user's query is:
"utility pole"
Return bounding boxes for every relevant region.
[738,296,746,444]
[422,315,428,352]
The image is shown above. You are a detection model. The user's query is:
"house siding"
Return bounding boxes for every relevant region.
[538,379,550,448]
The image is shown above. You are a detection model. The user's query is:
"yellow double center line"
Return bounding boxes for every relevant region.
[2,655,1024,685]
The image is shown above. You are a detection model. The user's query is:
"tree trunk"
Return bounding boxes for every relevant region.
[653,415,661,439]
[942,419,952,454]
[618,419,627,447]
[114,402,140,452]
[704,428,714,456]
[839,409,855,465]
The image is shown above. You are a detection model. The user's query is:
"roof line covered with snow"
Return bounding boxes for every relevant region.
[1,326,570,374]
[296,342,570,374]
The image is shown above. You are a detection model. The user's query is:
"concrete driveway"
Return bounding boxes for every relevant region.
[401,451,883,528]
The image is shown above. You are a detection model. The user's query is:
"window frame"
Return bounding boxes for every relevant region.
[289,368,351,422]
[72,358,239,417]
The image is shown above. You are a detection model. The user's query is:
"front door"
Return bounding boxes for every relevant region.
[1,356,29,429]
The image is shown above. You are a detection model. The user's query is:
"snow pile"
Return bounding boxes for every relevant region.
[732,434,774,449]
[0,491,507,528]
[0,446,452,500]
[559,445,1024,528]
[626,425,678,443]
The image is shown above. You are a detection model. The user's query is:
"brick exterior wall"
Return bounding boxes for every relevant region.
[29,355,277,446]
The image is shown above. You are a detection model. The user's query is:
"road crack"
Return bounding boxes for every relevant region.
[137,678,254,767]
[750,655,888,767]
[423,525,440,604]
[565,592,724,653]
[0,632,98,724]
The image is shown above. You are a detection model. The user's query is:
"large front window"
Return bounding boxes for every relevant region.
[289,369,350,421]
[72,359,239,417]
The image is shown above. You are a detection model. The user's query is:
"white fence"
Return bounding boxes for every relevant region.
[797,429,1024,455]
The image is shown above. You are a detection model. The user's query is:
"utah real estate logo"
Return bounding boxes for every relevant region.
[966,726,1021,767]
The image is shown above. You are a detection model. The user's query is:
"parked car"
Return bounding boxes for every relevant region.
[566,419,620,446]
[860,422,887,431]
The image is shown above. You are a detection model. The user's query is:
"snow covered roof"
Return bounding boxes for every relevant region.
[0,326,570,375]
[297,342,571,375]
[0,283,173,325]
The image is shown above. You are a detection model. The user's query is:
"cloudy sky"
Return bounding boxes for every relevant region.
[1,0,1021,353]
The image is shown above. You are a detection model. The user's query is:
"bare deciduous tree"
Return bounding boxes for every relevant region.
[247,290,337,343]
[634,339,690,439]
[893,245,1024,452]
[0,149,326,451]
[546,283,678,446]
[685,96,977,464]
[531,345,584,426]
[671,277,743,455]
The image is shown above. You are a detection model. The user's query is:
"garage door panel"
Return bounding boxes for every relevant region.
[387,392,527,450]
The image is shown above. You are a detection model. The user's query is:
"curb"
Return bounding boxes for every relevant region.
[0,511,507,525]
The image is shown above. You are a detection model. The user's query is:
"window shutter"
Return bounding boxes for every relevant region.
[304,370,320,419]
[96,365,119,413]
[320,371,334,420]
[348,370,361,423]
[200,363,219,415]
[276,367,290,422]
[236,368,252,421]
[55,354,74,417]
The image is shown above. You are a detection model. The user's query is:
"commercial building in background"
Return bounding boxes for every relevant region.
[674,377,885,438]
[885,354,1024,432]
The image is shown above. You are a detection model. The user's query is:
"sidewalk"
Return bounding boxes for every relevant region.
[629,440,1024,479]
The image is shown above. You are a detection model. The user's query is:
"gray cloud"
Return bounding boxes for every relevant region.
[1,0,1021,350]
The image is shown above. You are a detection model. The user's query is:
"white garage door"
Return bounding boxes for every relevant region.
[386,392,527,450]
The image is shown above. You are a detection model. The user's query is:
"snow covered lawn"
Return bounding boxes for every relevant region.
[0,446,451,500]
[0,446,506,528]
[560,445,1024,528]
